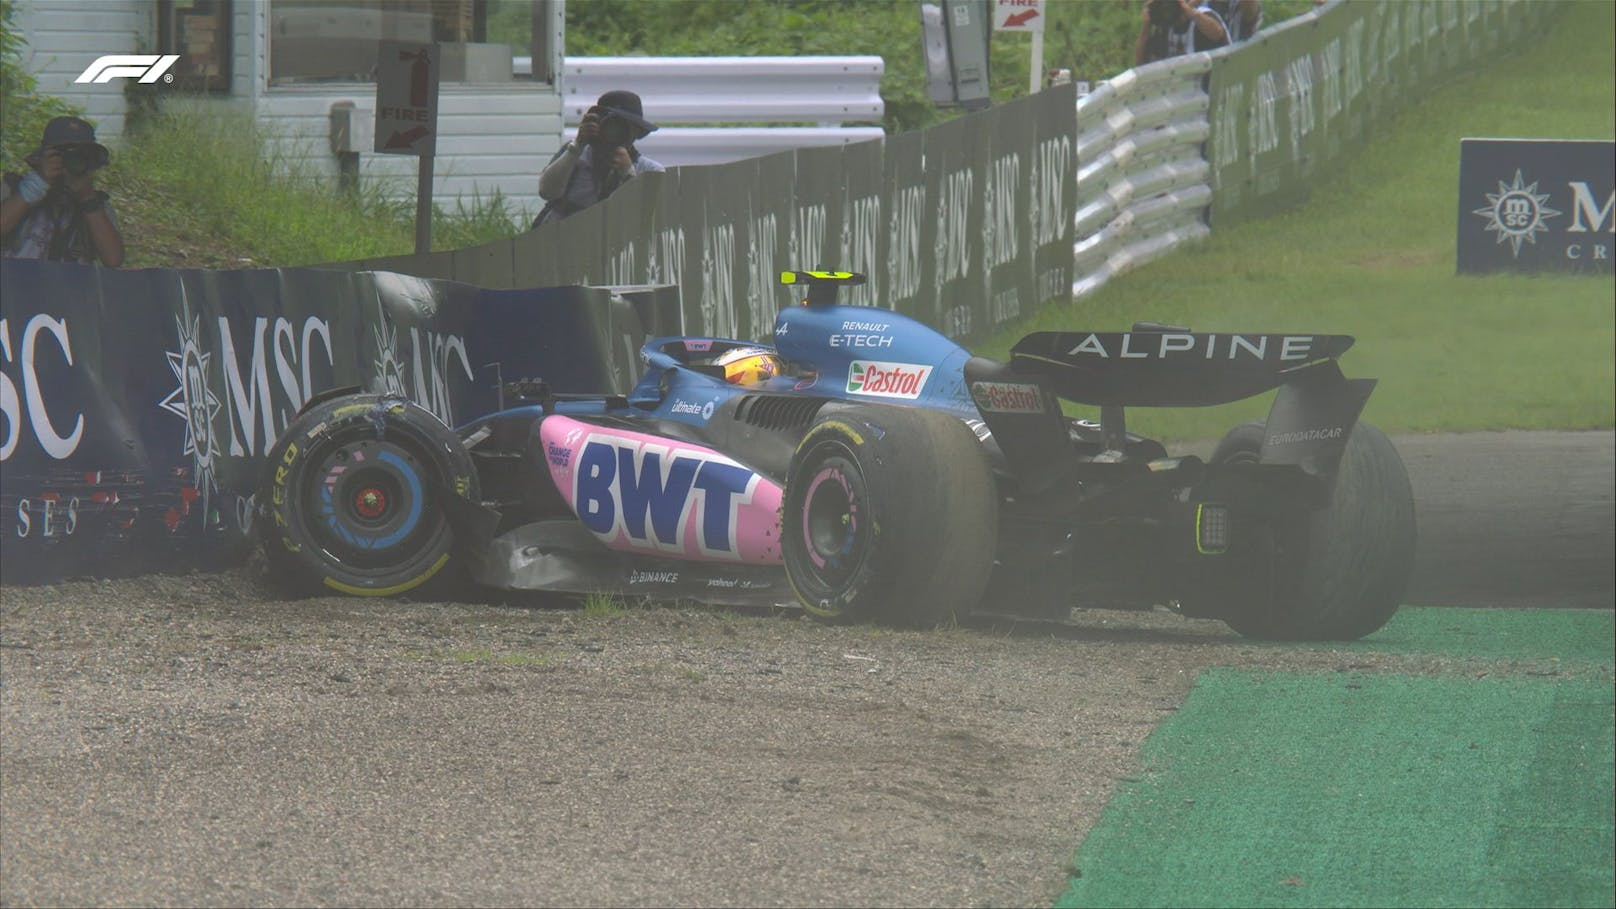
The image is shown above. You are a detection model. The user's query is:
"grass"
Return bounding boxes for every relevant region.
[100,100,525,269]
[581,591,629,617]
[981,1,1615,442]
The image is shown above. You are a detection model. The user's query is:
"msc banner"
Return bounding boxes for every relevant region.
[343,84,1079,344]
[0,260,649,584]
[1456,139,1614,275]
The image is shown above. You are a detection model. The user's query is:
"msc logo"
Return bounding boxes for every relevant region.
[1473,169,1562,257]
[574,437,760,557]
[75,55,180,84]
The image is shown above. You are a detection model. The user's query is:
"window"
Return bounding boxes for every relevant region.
[157,0,233,93]
[268,0,553,85]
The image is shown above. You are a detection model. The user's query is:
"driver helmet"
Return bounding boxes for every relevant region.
[714,346,785,385]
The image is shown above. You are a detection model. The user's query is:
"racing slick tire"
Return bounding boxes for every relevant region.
[782,405,998,629]
[259,393,479,598]
[1211,420,1415,641]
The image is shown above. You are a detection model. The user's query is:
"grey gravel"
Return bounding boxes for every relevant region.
[1,569,1563,909]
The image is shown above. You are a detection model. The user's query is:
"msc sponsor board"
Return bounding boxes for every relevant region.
[1457,139,1614,275]
[0,260,645,585]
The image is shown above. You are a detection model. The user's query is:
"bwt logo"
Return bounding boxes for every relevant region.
[574,437,760,558]
[75,55,180,84]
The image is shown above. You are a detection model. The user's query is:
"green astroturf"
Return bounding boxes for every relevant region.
[1055,669,1615,908]
[1327,606,1616,665]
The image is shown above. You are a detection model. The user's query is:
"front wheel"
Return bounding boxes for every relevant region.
[782,406,998,628]
[259,394,479,597]
[1212,420,1416,640]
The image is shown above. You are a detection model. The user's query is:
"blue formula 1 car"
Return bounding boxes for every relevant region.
[258,271,1416,640]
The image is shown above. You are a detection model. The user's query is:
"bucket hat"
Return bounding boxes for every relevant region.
[594,90,657,136]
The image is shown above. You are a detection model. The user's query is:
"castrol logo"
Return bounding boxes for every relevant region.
[971,381,1044,414]
[846,360,932,400]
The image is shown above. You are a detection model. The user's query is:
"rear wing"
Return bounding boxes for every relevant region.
[1009,330,1355,407]
[984,328,1376,493]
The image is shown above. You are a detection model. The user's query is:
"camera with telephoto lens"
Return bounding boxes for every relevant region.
[59,144,107,177]
[588,105,634,150]
[1148,0,1185,27]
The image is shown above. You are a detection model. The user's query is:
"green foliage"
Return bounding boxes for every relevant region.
[485,0,537,54]
[0,0,84,173]
[582,590,628,616]
[101,101,522,268]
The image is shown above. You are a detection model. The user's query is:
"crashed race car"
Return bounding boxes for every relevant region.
[258,270,1415,641]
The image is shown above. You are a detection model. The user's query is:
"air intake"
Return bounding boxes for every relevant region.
[733,395,826,432]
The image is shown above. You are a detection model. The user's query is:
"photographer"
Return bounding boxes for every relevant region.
[533,90,664,228]
[0,117,125,267]
[1135,0,1229,66]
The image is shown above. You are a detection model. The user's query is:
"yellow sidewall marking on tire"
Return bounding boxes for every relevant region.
[329,403,373,420]
[787,569,844,619]
[322,553,450,597]
[801,420,864,449]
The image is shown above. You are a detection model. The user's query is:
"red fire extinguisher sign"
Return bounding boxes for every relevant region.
[375,41,440,156]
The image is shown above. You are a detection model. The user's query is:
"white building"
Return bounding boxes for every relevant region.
[10,0,566,221]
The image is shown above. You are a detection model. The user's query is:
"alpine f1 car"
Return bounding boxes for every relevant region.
[259,271,1416,640]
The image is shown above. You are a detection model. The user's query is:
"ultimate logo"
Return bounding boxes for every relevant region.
[1473,169,1563,257]
[157,306,223,522]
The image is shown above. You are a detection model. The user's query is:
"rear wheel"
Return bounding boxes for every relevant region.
[1212,420,1416,640]
[260,394,478,597]
[782,405,998,628]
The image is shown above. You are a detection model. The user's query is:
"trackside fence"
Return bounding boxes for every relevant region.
[342,85,1080,346]
[336,0,1559,338]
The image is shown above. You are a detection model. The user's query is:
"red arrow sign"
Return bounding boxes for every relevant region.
[384,125,431,150]
[1004,9,1040,27]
